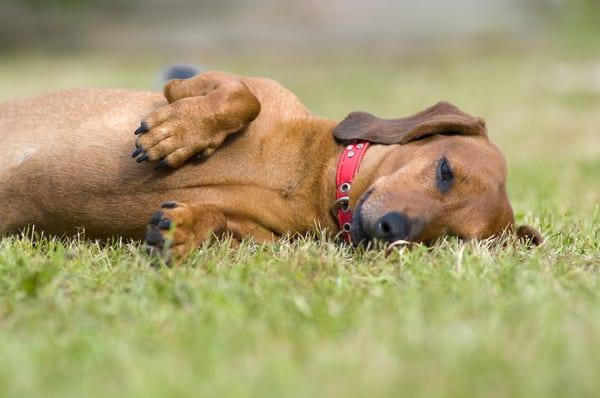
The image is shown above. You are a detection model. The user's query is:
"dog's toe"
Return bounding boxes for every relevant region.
[158,218,172,229]
[145,211,172,253]
[145,227,164,247]
[149,211,164,226]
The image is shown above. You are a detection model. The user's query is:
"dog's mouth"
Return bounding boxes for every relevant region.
[350,188,373,245]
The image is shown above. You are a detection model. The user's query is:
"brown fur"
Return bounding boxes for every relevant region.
[0,71,540,263]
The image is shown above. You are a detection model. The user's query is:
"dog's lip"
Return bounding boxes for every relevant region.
[350,189,373,245]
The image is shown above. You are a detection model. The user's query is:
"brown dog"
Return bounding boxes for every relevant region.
[0,70,541,262]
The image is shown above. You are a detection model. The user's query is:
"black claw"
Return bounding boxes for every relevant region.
[136,154,149,163]
[145,227,164,246]
[149,211,164,225]
[158,218,172,230]
[134,122,149,135]
[154,159,167,170]
[161,201,178,209]
[131,147,143,158]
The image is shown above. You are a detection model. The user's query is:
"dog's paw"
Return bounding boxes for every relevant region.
[132,97,222,169]
[145,201,199,265]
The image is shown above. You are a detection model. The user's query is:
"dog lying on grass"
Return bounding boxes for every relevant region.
[0,69,541,263]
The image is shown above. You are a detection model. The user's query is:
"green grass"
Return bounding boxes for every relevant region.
[1,50,599,397]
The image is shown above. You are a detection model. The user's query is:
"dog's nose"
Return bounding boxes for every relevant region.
[374,212,410,242]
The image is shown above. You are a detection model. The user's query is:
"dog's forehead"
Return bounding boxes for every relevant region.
[411,134,506,175]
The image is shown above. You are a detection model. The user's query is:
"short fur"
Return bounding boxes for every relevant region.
[0,71,540,263]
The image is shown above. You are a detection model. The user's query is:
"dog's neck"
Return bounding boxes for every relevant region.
[313,118,396,233]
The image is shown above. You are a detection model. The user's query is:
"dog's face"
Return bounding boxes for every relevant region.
[351,135,515,244]
[334,102,541,246]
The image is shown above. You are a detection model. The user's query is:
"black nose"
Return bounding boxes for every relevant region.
[374,212,410,242]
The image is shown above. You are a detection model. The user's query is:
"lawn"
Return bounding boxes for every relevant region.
[0,50,599,397]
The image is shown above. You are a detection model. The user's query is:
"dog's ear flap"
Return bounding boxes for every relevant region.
[334,101,487,144]
[516,225,543,246]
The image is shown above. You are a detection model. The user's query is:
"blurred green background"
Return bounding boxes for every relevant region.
[1,0,599,55]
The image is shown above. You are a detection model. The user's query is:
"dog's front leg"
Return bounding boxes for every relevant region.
[144,201,227,265]
[132,71,261,168]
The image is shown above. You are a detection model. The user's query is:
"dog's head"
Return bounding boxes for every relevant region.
[334,101,541,246]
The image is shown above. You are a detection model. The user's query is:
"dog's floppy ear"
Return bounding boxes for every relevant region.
[516,225,543,246]
[334,101,487,144]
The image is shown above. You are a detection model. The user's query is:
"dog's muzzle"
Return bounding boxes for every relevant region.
[351,190,424,245]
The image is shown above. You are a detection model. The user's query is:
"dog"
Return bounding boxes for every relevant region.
[0,70,541,263]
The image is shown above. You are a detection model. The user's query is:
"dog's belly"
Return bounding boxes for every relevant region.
[0,89,331,239]
[0,89,179,238]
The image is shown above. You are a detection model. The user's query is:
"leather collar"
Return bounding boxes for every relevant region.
[333,141,370,243]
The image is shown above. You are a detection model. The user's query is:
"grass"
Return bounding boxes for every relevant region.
[0,48,599,397]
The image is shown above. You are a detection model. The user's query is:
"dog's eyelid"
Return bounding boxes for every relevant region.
[439,157,453,177]
[436,156,454,193]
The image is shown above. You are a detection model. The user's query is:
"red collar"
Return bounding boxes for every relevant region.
[334,141,370,243]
